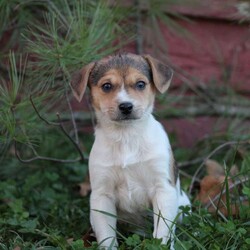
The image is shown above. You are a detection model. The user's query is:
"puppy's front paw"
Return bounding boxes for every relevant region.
[98,238,118,250]
[153,228,170,244]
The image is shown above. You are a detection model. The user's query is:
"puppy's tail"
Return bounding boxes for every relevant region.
[179,190,191,208]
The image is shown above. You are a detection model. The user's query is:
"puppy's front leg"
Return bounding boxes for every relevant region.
[152,187,178,246]
[90,192,118,249]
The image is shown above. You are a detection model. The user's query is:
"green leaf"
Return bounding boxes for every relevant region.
[242,186,250,197]
[19,219,38,233]
[125,234,141,247]
[69,239,85,250]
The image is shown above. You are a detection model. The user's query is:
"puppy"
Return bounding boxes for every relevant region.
[71,53,190,249]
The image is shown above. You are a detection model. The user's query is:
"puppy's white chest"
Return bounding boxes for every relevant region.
[111,137,146,168]
[89,116,172,213]
[114,162,152,212]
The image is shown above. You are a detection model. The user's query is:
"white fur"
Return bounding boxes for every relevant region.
[116,87,133,104]
[89,111,190,249]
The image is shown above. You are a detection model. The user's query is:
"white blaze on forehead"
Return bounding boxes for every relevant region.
[116,87,133,104]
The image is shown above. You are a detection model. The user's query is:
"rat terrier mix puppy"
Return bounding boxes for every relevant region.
[71,53,190,249]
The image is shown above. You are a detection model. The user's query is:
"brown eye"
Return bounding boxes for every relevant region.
[135,81,146,90]
[101,83,113,92]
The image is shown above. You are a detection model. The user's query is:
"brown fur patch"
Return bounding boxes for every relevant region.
[89,53,152,85]
[143,55,173,93]
[90,69,123,111]
[157,63,173,87]
[124,67,155,104]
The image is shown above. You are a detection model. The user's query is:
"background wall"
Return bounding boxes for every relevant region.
[124,0,250,147]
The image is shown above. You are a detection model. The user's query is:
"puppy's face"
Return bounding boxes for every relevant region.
[71,53,173,123]
[89,55,156,122]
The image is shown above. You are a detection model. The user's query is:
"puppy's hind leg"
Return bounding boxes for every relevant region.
[176,178,191,222]
[179,191,191,208]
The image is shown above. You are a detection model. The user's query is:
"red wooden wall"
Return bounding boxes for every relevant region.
[127,0,250,147]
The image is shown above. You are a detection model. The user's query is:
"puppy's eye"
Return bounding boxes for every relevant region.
[135,81,146,90]
[101,83,113,92]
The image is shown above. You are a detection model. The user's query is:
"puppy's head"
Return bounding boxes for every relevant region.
[71,53,173,123]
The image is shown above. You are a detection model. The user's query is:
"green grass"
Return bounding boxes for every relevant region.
[0,128,249,249]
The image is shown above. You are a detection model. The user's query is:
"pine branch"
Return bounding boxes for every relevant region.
[135,0,143,54]
[177,157,204,168]
[65,90,79,144]
[13,96,86,164]
[14,140,82,164]
[157,103,250,119]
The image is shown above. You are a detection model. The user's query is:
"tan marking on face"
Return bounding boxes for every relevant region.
[91,69,123,112]
[125,67,155,99]
[90,66,155,122]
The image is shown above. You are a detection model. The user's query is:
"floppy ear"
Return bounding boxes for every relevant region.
[70,62,95,102]
[143,55,173,93]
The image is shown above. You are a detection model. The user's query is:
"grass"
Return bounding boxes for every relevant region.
[0,145,249,249]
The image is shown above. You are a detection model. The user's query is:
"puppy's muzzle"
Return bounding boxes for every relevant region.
[119,102,133,115]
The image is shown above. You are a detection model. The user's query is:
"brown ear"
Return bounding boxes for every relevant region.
[143,55,173,93]
[70,62,95,102]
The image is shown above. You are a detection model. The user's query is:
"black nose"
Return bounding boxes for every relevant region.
[119,102,133,115]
